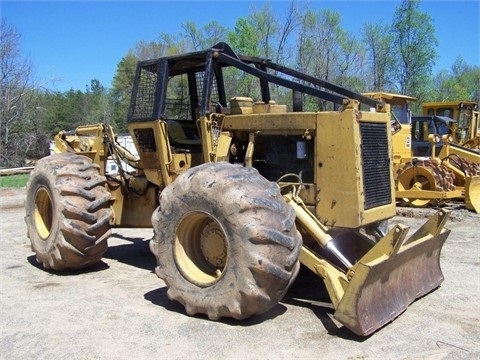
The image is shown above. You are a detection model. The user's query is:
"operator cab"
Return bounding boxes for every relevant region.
[127,43,385,183]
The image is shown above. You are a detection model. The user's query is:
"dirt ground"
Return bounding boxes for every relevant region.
[0,187,479,360]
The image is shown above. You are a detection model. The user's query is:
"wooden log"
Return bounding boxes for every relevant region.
[0,167,34,176]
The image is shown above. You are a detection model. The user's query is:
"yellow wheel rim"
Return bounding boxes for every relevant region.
[397,166,437,207]
[34,187,53,240]
[174,211,227,287]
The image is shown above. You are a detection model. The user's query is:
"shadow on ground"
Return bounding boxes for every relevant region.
[26,231,365,339]
[26,231,155,275]
[143,286,289,327]
[104,232,156,271]
[282,265,367,341]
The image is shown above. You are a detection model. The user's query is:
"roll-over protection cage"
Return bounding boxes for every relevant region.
[127,42,383,124]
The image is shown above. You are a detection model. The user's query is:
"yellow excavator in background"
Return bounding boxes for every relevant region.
[363,92,480,212]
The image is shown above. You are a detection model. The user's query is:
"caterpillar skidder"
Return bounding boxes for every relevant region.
[25,43,451,336]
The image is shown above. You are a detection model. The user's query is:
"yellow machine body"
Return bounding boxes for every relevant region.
[423,100,479,148]
[46,44,452,336]
[364,93,480,213]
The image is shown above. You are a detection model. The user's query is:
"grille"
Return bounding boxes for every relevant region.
[360,122,392,209]
[195,71,219,104]
[133,128,156,153]
[131,64,158,121]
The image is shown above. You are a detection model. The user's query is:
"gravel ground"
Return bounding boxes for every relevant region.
[0,187,479,360]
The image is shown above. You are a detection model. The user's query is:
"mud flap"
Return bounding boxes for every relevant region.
[333,210,450,336]
[465,176,480,213]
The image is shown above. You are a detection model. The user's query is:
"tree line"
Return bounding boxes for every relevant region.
[1,0,479,167]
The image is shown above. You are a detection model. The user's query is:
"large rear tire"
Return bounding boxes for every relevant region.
[150,162,302,320]
[25,153,112,270]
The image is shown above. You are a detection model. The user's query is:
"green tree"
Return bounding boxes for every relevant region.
[228,18,259,57]
[450,57,480,103]
[183,21,228,50]
[362,22,394,91]
[45,90,86,132]
[335,31,366,91]
[0,20,50,166]
[295,9,364,110]
[430,56,480,102]
[225,18,261,100]
[249,3,277,59]
[111,53,138,132]
[296,9,317,75]
[85,79,114,125]
[391,0,438,101]
[246,2,300,65]
[203,21,228,47]
[274,1,300,65]
[156,33,191,56]
[295,9,350,82]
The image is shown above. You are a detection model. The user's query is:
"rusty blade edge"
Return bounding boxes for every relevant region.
[333,228,450,336]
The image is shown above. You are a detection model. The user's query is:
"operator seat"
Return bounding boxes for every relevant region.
[166,120,201,146]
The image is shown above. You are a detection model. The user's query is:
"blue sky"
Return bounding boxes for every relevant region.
[2,0,479,92]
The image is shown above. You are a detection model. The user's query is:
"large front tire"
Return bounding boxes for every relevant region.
[25,153,112,270]
[150,162,302,320]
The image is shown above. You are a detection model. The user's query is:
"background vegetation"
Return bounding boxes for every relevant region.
[0,174,29,188]
[1,0,479,167]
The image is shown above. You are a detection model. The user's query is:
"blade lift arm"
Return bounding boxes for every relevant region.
[284,192,352,308]
[284,191,451,335]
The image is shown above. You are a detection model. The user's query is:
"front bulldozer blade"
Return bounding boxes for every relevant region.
[465,176,480,213]
[333,210,450,336]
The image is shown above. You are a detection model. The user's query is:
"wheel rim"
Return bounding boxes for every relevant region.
[397,165,437,207]
[174,211,228,286]
[34,187,53,240]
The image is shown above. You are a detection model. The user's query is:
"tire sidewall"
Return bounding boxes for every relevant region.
[151,162,302,319]
[156,189,249,298]
[25,162,62,258]
[25,153,112,270]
